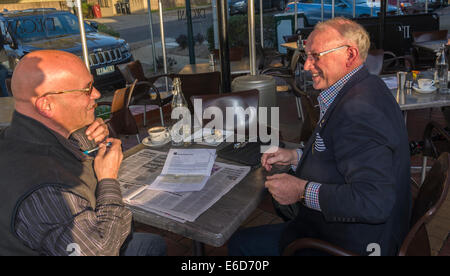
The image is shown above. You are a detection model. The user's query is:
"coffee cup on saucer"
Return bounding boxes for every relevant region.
[148,126,170,144]
[417,78,435,90]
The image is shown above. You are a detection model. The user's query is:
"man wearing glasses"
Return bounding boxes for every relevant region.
[0,50,166,256]
[229,18,411,256]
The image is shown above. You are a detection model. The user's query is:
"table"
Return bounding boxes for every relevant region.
[391,88,450,111]
[179,59,250,75]
[0,97,15,128]
[122,142,267,255]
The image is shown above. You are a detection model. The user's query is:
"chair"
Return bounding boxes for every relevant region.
[256,43,286,70]
[118,60,173,127]
[283,152,450,256]
[412,30,448,70]
[172,72,222,113]
[190,89,259,133]
[420,121,450,185]
[97,80,141,143]
[365,49,414,75]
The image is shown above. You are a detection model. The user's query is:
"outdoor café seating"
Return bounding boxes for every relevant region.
[118,60,174,127]
[97,80,141,143]
[283,152,450,256]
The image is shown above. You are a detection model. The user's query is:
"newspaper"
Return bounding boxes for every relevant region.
[148,148,216,192]
[118,149,251,222]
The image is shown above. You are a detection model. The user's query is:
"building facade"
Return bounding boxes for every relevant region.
[0,0,211,17]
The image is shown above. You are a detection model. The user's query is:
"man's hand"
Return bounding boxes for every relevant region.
[85,118,109,144]
[261,147,299,172]
[265,173,308,205]
[94,138,123,180]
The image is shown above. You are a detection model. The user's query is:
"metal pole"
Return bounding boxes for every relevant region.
[332,0,335,18]
[186,0,196,64]
[353,0,356,18]
[321,0,324,22]
[379,0,386,50]
[158,0,169,90]
[146,0,157,73]
[294,0,298,31]
[260,0,264,48]
[217,0,231,93]
[249,0,257,76]
[425,0,428,13]
[212,0,219,49]
[75,0,89,70]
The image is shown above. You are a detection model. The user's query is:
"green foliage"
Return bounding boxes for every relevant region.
[97,23,120,38]
[207,14,277,51]
[81,2,94,19]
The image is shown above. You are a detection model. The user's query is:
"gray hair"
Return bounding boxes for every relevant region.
[314,17,371,61]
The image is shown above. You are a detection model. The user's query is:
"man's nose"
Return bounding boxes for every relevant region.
[303,56,313,72]
[91,87,101,100]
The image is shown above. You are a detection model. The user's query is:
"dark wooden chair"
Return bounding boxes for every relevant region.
[118,60,173,126]
[420,121,450,185]
[190,89,259,133]
[97,80,141,143]
[282,152,450,256]
[172,72,222,113]
[412,30,448,70]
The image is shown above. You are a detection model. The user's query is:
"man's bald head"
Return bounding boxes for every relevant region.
[11,50,98,138]
[12,50,88,103]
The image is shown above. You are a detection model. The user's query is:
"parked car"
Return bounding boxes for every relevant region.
[403,0,448,14]
[228,0,287,15]
[285,0,400,25]
[0,8,133,90]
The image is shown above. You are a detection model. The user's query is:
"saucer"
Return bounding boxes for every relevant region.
[412,85,437,94]
[142,136,170,147]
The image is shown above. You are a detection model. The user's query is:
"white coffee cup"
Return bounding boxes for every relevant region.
[148,126,169,144]
[417,78,435,90]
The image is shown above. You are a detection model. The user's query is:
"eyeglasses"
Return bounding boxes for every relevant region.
[302,45,350,62]
[39,81,94,99]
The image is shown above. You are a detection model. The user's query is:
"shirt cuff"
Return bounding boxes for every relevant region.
[290,148,303,171]
[304,182,322,211]
[95,178,124,206]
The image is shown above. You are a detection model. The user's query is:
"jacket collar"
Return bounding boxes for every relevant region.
[298,66,370,166]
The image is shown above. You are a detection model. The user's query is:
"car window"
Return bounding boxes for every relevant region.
[5,13,94,42]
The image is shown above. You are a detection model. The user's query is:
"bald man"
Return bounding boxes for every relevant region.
[0,50,166,256]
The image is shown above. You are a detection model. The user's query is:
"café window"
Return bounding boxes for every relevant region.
[98,0,112,8]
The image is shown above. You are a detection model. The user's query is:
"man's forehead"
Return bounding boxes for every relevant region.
[307,30,342,51]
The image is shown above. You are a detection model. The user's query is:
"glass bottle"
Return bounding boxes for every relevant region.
[436,44,449,94]
[170,78,190,145]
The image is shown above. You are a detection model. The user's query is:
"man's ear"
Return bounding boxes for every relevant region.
[35,97,53,118]
[346,46,360,67]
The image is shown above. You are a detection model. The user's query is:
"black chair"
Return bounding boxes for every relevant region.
[420,121,450,185]
[118,60,173,126]
[283,152,450,256]
[172,72,222,113]
[97,80,141,143]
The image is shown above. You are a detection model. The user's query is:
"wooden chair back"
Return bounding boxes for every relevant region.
[190,89,259,133]
[174,72,222,113]
[399,152,450,256]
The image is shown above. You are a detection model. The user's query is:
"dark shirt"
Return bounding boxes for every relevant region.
[13,130,132,256]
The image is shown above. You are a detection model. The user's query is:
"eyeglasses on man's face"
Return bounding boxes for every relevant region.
[39,81,94,99]
[301,45,350,62]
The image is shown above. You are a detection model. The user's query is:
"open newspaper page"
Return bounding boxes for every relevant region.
[118,149,250,222]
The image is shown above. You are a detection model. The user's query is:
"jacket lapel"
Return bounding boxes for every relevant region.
[297,66,370,169]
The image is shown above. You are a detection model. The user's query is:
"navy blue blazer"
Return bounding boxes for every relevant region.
[282,66,412,256]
